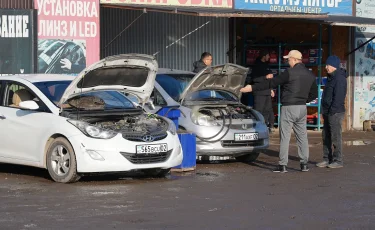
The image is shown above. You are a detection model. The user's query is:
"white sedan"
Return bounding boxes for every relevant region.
[0,54,183,183]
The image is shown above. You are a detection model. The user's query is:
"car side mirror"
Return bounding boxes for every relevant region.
[19,100,39,110]
[146,99,155,110]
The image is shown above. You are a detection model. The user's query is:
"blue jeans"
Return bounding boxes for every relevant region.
[322,113,345,164]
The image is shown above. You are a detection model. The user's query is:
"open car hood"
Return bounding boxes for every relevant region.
[59,54,158,107]
[179,63,248,103]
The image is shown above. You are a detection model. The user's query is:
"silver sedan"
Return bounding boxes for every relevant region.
[144,64,269,162]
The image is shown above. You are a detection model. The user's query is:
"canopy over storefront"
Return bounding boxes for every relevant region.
[101,3,375,27]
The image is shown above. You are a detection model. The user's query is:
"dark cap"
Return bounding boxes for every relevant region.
[326,55,340,69]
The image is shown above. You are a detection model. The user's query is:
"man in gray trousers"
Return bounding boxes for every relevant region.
[240,50,318,173]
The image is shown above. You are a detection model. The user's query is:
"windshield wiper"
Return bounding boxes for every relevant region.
[105,107,129,110]
[197,98,230,101]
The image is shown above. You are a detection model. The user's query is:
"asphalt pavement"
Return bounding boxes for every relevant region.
[0,131,375,230]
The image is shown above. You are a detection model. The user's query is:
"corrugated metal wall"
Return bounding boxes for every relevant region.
[0,0,34,9]
[101,7,229,71]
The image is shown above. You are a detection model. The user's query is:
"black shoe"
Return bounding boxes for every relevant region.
[301,164,309,172]
[273,165,287,173]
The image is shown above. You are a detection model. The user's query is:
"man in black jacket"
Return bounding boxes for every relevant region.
[248,50,275,132]
[240,50,318,173]
[316,55,347,169]
[193,52,212,73]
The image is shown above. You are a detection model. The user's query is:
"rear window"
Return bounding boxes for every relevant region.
[156,73,194,101]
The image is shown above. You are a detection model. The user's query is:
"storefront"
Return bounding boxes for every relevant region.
[0,1,37,75]
[232,0,375,131]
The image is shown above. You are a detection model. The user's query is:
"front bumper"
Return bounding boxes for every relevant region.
[193,121,270,156]
[68,132,183,173]
[196,138,269,156]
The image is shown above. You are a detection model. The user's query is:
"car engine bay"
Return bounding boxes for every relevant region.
[195,104,257,121]
[189,104,260,143]
[92,114,168,135]
[61,96,169,141]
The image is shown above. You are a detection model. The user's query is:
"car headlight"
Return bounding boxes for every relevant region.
[191,112,219,126]
[68,120,118,139]
[163,117,176,135]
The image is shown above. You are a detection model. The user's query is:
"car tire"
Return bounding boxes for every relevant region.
[235,152,260,163]
[143,168,171,178]
[46,137,80,183]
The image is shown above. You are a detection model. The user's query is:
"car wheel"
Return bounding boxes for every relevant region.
[46,137,80,183]
[235,152,260,163]
[143,168,171,178]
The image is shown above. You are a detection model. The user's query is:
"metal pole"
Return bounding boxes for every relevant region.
[317,24,322,131]
[278,43,281,128]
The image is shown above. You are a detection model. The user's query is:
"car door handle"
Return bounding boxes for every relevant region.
[0,114,6,120]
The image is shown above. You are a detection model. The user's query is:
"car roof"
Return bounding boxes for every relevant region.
[0,74,75,83]
[157,68,195,75]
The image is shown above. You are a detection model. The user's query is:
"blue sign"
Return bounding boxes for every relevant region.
[234,0,353,15]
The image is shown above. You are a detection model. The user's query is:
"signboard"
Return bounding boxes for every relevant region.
[0,9,36,74]
[100,0,232,8]
[234,0,352,15]
[356,0,375,33]
[353,37,375,128]
[35,0,100,75]
[354,0,375,129]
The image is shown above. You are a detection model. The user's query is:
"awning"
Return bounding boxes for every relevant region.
[101,4,328,19]
[324,15,375,27]
[102,4,375,27]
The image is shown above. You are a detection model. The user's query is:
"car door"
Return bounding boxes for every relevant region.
[0,81,52,162]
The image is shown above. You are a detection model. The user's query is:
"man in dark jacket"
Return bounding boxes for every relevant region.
[240,50,318,173]
[193,52,212,73]
[248,50,275,132]
[316,55,347,169]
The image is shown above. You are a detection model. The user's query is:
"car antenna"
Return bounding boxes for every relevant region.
[77,72,85,121]
[153,21,210,56]
[102,12,146,52]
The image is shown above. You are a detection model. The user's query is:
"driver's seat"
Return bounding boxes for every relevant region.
[10,89,33,108]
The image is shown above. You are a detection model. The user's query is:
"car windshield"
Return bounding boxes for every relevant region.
[156,73,237,102]
[34,81,136,110]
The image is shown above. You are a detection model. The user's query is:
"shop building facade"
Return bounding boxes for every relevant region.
[3,0,375,132]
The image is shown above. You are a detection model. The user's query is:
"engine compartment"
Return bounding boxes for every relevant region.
[62,109,169,141]
[60,94,169,141]
[92,114,168,135]
[197,104,257,120]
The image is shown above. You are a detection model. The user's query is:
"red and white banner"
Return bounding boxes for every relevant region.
[35,0,100,75]
[101,0,232,8]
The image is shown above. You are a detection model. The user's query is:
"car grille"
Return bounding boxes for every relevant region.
[228,123,255,130]
[221,140,264,148]
[121,132,168,142]
[120,149,173,164]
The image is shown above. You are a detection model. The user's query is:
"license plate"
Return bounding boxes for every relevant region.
[136,144,168,154]
[234,133,259,141]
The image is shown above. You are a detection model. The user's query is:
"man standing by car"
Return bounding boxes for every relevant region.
[316,55,347,169]
[193,52,213,73]
[247,49,276,133]
[240,50,318,173]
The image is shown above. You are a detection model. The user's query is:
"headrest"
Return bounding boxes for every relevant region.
[12,89,33,106]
